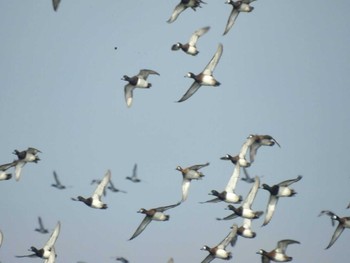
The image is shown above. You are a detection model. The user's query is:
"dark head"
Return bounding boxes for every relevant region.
[201,245,211,252]
[171,43,181,51]
[256,249,266,256]
[101,204,108,209]
[176,166,183,172]
[121,75,130,81]
[227,205,235,211]
[210,190,220,196]
[185,72,196,79]
[220,154,232,161]
[138,208,147,214]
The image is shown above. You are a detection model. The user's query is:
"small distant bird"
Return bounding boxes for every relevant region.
[200,225,238,263]
[261,175,302,226]
[167,0,206,24]
[16,221,60,260]
[319,210,350,249]
[114,47,118,50]
[13,147,41,181]
[177,43,223,102]
[223,0,255,35]
[51,171,66,189]
[171,26,210,56]
[217,176,263,220]
[0,230,3,248]
[0,161,15,181]
[108,180,127,193]
[246,134,280,163]
[52,0,61,11]
[35,217,49,234]
[129,202,181,240]
[126,163,141,183]
[116,257,129,263]
[167,258,174,263]
[256,239,300,263]
[230,218,256,247]
[347,202,350,209]
[72,170,111,209]
[201,162,242,204]
[122,69,160,107]
[176,162,209,202]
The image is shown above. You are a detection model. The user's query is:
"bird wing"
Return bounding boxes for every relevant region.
[188,162,209,171]
[52,0,60,11]
[124,84,134,108]
[319,210,337,226]
[93,170,111,200]
[0,161,16,171]
[53,171,61,185]
[0,230,3,248]
[44,221,61,251]
[223,7,239,35]
[14,160,26,181]
[326,223,345,249]
[181,178,191,202]
[167,3,186,23]
[156,201,181,212]
[243,176,260,208]
[261,255,271,263]
[138,69,160,80]
[132,163,138,179]
[189,26,210,46]
[200,197,221,204]
[202,43,223,75]
[249,142,261,163]
[201,254,215,263]
[276,239,300,254]
[262,195,279,226]
[129,216,152,240]
[177,81,202,103]
[38,216,45,229]
[278,175,302,187]
[218,224,237,249]
[225,163,240,192]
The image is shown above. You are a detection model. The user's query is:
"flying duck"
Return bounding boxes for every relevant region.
[223,0,255,35]
[217,176,263,220]
[319,210,350,249]
[126,163,141,183]
[257,239,300,263]
[261,175,302,226]
[176,162,209,202]
[247,134,280,163]
[129,202,181,240]
[35,217,49,234]
[107,180,127,193]
[116,257,129,263]
[51,171,66,189]
[201,162,242,204]
[177,43,223,102]
[122,69,159,107]
[200,225,238,262]
[230,218,256,247]
[171,26,210,56]
[167,0,206,24]
[16,221,60,260]
[12,147,41,181]
[0,161,15,181]
[72,170,111,209]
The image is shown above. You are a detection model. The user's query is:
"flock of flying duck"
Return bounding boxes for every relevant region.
[1,1,348,263]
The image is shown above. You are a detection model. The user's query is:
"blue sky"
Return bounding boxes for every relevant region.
[0,0,350,262]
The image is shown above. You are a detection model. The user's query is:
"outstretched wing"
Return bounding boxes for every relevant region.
[189,26,210,46]
[278,175,302,187]
[93,170,111,200]
[326,223,345,249]
[129,216,152,240]
[44,221,61,251]
[203,43,223,75]
[262,195,279,226]
[225,163,240,192]
[138,69,159,80]
[167,3,187,23]
[188,162,209,171]
[156,201,181,212]
[223,7,239,35]
[177,81,201,103]
[218,224,237,249]
[276,239,300,254]
[243,176,260,208]
[52,0,61,11]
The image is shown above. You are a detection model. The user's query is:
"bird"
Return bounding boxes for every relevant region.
[217,176,263,220]
[176,162,209,202]
[200,225,238,263]
[261,175,302,226]
[116,257,129,263]
[16,221,60,259]
[0,161,15,181]
[200,162,242,204]
[72,170,111,209]
[126,163,141,183]
[167,258,174,263]
[51,171,66,189]
[177,43,223,102]
[35,217,49,234]
[223,0,255,35]
[171,26,210,56]
[167,0,206,24]
[246,134,280,163]
[219,135,254,167]
[52,0,60,11]
[257,239,300,263]
[0,230,3,248]
[12,147,41,181]
[230,218,256,247]
[122,69,159,107]
[107,180,127,193]
[319,210,350,249]
[129,202,181,240]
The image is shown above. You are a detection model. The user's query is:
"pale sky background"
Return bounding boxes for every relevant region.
[0,0,350,262]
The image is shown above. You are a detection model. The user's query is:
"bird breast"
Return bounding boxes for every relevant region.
[152,212,168,221]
